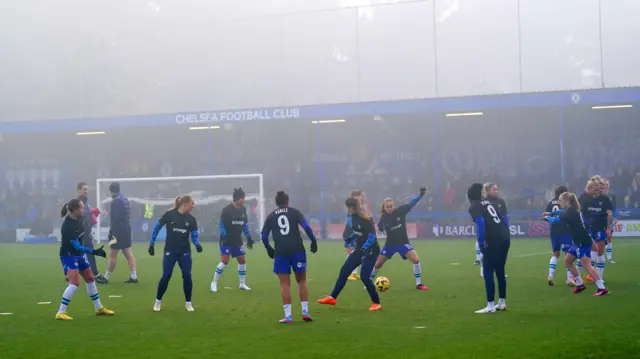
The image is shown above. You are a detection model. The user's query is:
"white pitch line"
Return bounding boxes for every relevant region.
[450,262,460,265]
[414,326,426,329]
[37,302,52,305]
[224,287,232,290]
[0,313,13,316]
[513,242,640,258]
[109,295,122,298]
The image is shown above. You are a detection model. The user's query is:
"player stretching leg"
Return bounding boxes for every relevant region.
[482,183,509,278]
[103,182,138,284]
[544,192,608,296]
[261,191,318,323]
[468,184,510,314]
[344,190,366,280]
[211,188,255,292]
[56,199,114,320]
[371,187,428,291]
[544,186,575,286]
[149,195,203,312]
[602,179,617,263]
[319,196,382,311]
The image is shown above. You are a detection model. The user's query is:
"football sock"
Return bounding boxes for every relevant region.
[213,262,226,283]
[413,263,422,285]
[130,270,137,280]
[606,242,613,260]
[58,284,78,314]
[104,272,111,280]
[548,256,558,278]
[283,304,292,318]
[475,242,482,262]
[301,301,309,316]
[86,281,103,310]
[597,255,605,280]
[595,279,605,290]
[238,264,247,284]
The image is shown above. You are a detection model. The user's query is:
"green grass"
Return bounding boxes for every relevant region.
[1,239,640,359]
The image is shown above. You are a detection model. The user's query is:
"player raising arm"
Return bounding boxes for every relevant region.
[543,192,608,296]
[318,196,382,312]
[468,183,510,314]
[544,185,575,286]
[56,199,114,320]
[104,182,138,284]
[211,188,255,292]
[149,195,203,312]
[261,191,318,324]
[371,187,428,291]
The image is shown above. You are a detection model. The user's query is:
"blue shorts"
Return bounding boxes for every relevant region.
[273,251,307,274]
[550,235,572,253]
[380,244,414,260]
[220,245,246,258]
[592,229,607,242]
[567,244,592,259]
[60,255,91,274]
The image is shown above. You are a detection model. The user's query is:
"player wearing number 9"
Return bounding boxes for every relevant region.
[468,183,510,314]
[261,191,318,324]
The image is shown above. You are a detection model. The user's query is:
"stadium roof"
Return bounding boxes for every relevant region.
[1,86,639,133]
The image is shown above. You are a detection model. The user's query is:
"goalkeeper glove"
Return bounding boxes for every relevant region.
[310,240,318,254]
[148,245,155,256]
[420,187,427,196]
[195,243,203,253]
[265,245,275,259]
[246,237,255,250]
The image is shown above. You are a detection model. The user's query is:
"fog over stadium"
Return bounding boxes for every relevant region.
[1,1,639,358]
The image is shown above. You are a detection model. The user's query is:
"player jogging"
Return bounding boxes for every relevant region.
[370,187,428,291]
[103,182,138,284]
[149,195,203,312]
[602,179,617,264]
[261,191,318,324]
[543,192,608,296]
[468,183,510,314]
[211,188,255,292]
[544,185,575,286]
[579,177,612,282]
[344,190,366,280]
[56,198,114,320]
[318,196,382,311]
[75,182,107,284]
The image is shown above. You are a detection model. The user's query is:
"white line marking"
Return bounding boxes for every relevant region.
[109,295,122,298]
[450,262,460,265]
[224,287,232,290]
[414,326,426,329]
[0,313,13,315]
[513,242,640,258]
[37,302,51,305]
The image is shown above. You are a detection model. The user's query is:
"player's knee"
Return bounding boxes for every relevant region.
[237,257,246,265]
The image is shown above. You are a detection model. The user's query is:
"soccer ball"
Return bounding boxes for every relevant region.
[374,276,390,292]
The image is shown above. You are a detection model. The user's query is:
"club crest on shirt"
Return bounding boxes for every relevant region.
[185,222,189,226]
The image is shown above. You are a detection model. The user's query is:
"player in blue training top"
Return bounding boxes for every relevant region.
[371,187,428,291]
[149,195,203,312]
[103,182,138,284]
[578,176,613,282]
[543,192,608,296]
[468,183,510,314]
[602,179,617,263]
[56,198,114,320]
[343,190,365,281]
[211,187,255,292]
[261,191,318,324]
[544,185,575,286]
[318,196,382,312]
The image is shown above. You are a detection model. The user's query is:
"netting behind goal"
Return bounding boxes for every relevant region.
[94,174,264,244]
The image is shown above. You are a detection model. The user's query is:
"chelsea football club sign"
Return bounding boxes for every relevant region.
[175,108,301,125]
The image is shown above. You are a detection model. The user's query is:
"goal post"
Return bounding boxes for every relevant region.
[94,174,265,244]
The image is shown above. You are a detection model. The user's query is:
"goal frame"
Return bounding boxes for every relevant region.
[95,174,265,244]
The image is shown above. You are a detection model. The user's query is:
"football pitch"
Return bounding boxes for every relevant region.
[1,239,639,359]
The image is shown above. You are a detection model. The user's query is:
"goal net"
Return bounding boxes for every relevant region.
[94,174,264,244]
